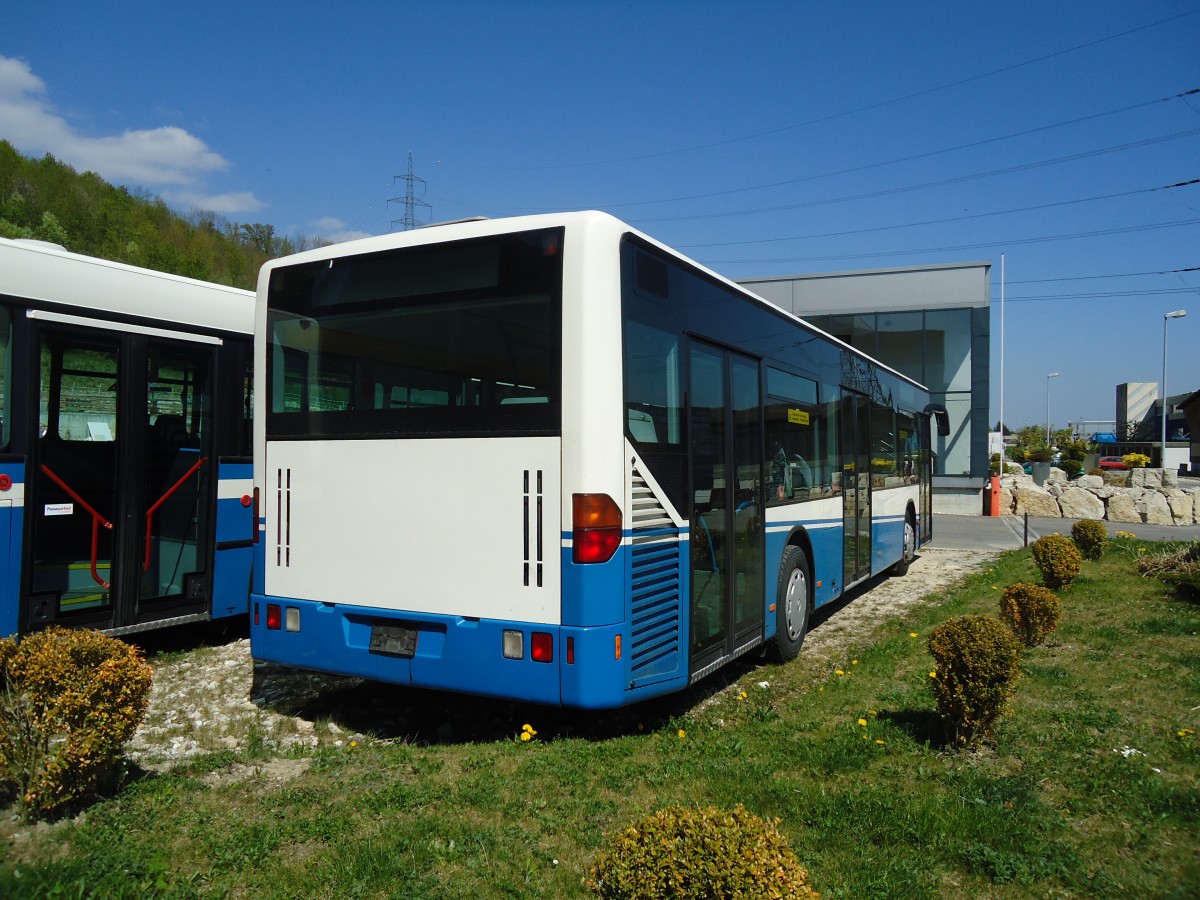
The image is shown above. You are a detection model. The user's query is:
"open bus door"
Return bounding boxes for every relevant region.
[25,321,218,633]
[920,404,950,544]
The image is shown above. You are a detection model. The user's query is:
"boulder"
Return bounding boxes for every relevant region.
[1136,491,1174,526]
[1058,487,1105,520]
[1076,474,1104,490]
[1013,484,1062,518]
[1106,493,1141,523]
[1130,468,1162,490]
[1166,490,1196,526]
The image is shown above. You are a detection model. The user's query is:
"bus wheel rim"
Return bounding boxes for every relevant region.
[785,568,806,640]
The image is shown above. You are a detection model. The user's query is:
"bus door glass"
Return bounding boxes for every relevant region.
[30,330,121,628]
[27,327,215,631]
[139,341,214,617]
[840,391,872,585]
[689,342,764,674]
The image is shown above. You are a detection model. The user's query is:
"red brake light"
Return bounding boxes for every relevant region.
[266,603,282,630]
[573,493,622,564]
[531,632,553,663]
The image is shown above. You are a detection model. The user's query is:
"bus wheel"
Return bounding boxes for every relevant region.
[769,546,810,662]
[892,512,917,576]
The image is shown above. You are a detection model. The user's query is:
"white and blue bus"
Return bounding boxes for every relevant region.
[0,238,256,637]
[250,212,947,708]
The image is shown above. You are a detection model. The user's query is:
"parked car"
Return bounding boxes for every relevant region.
[1098,456,1129,471]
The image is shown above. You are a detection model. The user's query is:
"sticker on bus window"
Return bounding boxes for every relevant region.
[787,409,809,425]
[45,503,74,516]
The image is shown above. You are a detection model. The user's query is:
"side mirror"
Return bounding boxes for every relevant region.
[924,403,950,437]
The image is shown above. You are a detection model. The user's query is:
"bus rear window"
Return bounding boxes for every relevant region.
[266,229,563,438]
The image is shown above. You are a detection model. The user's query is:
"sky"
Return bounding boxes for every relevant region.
[2,1,1198,433]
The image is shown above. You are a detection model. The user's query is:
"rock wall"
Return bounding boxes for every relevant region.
[999,464,1197,526]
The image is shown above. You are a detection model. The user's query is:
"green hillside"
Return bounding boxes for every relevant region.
[0,140,322,291]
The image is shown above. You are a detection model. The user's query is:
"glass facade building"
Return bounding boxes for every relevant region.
[739,263,990,512]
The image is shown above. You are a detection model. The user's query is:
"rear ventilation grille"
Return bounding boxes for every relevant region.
[628,461,680,683]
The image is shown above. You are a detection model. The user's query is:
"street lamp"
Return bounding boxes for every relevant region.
[1045,372,1059,444]
[1162,309,1187,468]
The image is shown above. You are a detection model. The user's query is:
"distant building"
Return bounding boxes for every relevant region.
[740,262,990,514]
[1116,382,1157,439]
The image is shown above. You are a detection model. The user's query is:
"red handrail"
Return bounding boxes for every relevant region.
[144,457,208,572]
[40,464,114,590]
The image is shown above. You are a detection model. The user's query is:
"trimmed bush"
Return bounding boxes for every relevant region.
[0,627,153,819]
[1123,453,1150,469]
[1031,534,1082,590]
[585,804,818,899]
[999,583,1062,647]
[1071,519,1107,561]
[927,616,1022,748]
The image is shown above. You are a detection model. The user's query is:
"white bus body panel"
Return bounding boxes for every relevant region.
[264,436,562,625]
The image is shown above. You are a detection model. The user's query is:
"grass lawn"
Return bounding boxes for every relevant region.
[2,538,1198,898]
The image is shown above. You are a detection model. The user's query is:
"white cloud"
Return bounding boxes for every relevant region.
[165,189,266,215]
[308,216,372,243]
[0,55,251,195]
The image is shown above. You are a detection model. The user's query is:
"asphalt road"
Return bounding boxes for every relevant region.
[930,513,1200,553]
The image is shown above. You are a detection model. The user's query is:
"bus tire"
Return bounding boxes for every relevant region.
[892,511,917,576]
[769,545,810,662]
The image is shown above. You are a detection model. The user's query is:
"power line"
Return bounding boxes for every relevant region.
[606,91,1194,211]
[679,180,1195,250]
[635,127,1200,224]
[700,217,1200,266]
[469,10,1200,170]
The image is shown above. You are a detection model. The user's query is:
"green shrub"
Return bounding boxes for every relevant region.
[585,804,818,899]
[999,583,1062,647]
[927,616,1022,748]
[0,627,153,819]
[1071,519,1108,561]
[1059,459,1082,478]
[1031,534,1082,590]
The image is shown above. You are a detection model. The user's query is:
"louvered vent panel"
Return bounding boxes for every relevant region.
[628,463,680,683]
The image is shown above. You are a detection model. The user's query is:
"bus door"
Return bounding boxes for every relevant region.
[840,391,872,586]
[919,413,933,545]
[689,342,764,676]
[26,322,216,632]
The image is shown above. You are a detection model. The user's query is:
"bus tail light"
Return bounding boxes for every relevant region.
[266,603,281,630]
[566,636,575,665]
[572,493,622,564]
[531,632,553,663]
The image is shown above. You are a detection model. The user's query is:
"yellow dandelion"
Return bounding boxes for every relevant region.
[875,739,886,745]
[522,723,537,736]
[1178,728,1195,737]
[929,671,937,678]
[520,731,532,742]
[909,632,918,638]
[858,718,868,727]
[349,740,358,748]
[678,729,687,739]
[835,669,845,676]
[851,659,858,665]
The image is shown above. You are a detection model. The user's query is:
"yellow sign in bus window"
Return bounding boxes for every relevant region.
[787,409,809,425]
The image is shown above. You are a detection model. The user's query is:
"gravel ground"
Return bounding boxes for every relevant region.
[126,545,999,772]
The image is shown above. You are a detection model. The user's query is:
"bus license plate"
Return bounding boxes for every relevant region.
[369,625,417,658]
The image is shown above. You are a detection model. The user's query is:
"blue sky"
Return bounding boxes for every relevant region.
[3,1,1198,432]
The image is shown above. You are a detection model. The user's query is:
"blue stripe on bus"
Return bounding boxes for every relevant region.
[0,462,25,637]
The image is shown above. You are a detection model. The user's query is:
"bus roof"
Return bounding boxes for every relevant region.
[257,210,928,394]
[0,237,254,336]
